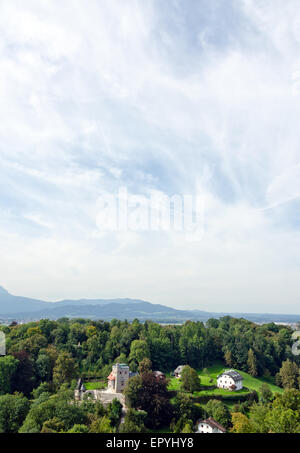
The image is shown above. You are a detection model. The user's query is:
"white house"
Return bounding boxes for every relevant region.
[217,369,243,391]
[153,371,166,380]
[174,365,185,379]
[196,417,226,434]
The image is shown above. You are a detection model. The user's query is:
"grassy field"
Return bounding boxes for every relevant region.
[84,381,107,390]
[167,362,283,398]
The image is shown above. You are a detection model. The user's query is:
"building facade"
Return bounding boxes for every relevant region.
[107,363,131,393]
[174,365,185,379]
[153,371,165,380]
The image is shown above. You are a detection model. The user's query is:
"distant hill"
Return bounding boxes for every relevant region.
[0,286,52,314]
[0,286,300,324]
[0,286,151,314]
[55,298,150,307]
[3,301,196,322]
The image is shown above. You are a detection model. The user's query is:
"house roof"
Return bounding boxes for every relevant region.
[154,371,165,378]
[217,369,243,382]
[198,417,226,433]
[76,378,86,392]
[115,363,129,369]
[76,378,85,390]
[76,378,83,390]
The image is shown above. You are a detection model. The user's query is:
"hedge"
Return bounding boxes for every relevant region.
[192,389,258,405]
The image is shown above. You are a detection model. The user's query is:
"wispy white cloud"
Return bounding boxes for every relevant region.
[0,0,299,312]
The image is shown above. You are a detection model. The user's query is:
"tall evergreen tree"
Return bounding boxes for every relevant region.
[278,360,299,389]
[247,349,258,377]
[224,350,234,368]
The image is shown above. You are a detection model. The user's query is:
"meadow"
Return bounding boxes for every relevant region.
[84,381,107,390]
[167,362,283,398]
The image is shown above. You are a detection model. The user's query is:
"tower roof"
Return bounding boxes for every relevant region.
[107,372,115,381]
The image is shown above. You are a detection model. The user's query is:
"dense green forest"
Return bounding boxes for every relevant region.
[0,317,300,433]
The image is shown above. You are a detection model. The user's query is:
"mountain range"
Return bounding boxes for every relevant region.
[0,286,299,324]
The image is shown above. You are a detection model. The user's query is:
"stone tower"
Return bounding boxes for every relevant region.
[108,363,130,393]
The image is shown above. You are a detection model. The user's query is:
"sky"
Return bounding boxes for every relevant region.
[0,0,300,313]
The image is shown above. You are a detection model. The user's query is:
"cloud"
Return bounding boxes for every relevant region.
[0,0,299,313]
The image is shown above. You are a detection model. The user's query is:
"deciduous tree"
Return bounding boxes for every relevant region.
[53,352,78,387]
[181,366,201,393]
[0,355,19,395]
[0,393,30,433]
[231,412,253,433]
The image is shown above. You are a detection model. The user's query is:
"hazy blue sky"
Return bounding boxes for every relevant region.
[0,0,300,313]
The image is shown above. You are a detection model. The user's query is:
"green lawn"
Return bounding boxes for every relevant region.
[167,362,283,398]
[236,371,283,396]
[84,381,107,390]
[167,376,182,392]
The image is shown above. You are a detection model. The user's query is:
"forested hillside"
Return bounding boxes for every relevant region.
[0,317,300,433]
[1,317,298,377]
